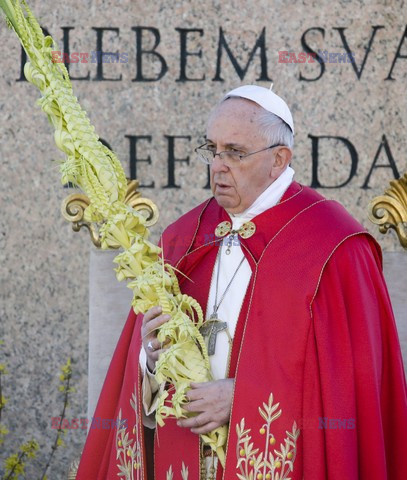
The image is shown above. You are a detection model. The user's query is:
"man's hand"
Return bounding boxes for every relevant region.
[177,379,234,434]
[141,306,171,372]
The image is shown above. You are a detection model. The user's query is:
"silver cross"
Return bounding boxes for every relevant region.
[199,317,228,356]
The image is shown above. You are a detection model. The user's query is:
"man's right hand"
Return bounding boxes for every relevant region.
[141,306,171,373]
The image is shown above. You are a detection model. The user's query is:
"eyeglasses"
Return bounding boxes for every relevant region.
[195,143,281,167]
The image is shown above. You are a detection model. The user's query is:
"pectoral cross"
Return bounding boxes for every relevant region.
[199,314,230,356]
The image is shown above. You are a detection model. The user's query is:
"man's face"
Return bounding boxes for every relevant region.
[207,98,282,215]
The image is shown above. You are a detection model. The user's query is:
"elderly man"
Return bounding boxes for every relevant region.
[77,86,407,480]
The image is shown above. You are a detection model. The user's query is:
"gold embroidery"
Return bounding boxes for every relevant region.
[116,386,142,479]
[166,462,189,479]
[236,393,300,480]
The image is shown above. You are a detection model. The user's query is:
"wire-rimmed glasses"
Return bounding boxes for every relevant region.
[195,143,281,168]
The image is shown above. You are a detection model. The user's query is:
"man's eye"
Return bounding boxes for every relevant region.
[206,145,216,152]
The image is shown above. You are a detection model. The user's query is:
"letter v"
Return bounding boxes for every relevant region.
[333,26,384,79]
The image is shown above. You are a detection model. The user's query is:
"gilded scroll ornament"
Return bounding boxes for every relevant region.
[61,179,159,249]
[368,174,407,249]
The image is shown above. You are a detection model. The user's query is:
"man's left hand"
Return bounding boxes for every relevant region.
[177,379,234,434]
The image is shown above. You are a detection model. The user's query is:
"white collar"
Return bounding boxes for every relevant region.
[230,166,295,230]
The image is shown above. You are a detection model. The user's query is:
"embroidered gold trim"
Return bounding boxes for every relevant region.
[235,393,300,480]
[115,384,143,479]
[166,462,189,480]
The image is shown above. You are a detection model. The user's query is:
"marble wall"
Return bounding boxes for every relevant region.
[0,0,406,477]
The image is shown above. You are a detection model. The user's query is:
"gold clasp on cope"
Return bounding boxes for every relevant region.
[214,220,256,239]
[214,220,256,255]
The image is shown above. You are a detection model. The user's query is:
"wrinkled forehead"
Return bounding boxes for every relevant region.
[207,97,264,129]
[206,97,265,144]
[209,96,263,119]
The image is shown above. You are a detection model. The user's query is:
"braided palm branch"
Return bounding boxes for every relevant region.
[0,0,227,465]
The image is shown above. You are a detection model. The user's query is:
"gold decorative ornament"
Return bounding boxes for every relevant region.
[214,220,256,239]
[368,173,407,249]
[239,221,256,239]
[124,179,159,225]
[67,456,80,479]
[215,221,232,238]
[61,179,159,248]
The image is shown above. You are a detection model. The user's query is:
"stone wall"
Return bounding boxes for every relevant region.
[0,0,406,477]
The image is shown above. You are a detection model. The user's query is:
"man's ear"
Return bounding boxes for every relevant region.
[273,147,292,169]
[270,147,292,178]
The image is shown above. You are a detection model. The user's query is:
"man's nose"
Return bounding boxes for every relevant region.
[211,154,229,172]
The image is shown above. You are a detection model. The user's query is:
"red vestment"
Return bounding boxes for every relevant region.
[77,182,407,479]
